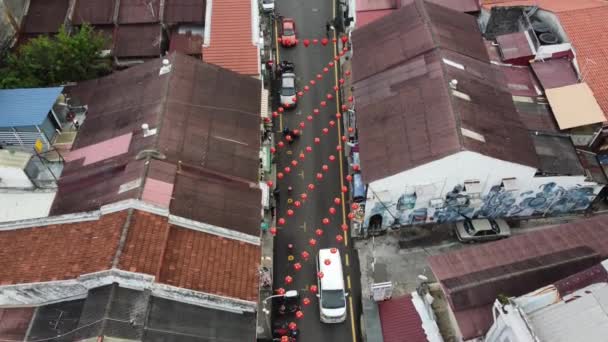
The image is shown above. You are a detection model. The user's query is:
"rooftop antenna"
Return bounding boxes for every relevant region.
[159,59,172,76]
[449,79,458,89]
[141,123,157,137]
[580,57,597,82]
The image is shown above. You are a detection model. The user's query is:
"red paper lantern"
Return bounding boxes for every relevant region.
[309,238,317,246]
[315,228,323,236]
[329,61,335,67]
[309,285,318,293]
[291,160,298,166]
[310,80,316,85]
[329,120,336,127]
[345,70,351,76]
[299,121,305,129]
[323,67,329,73]
[336,234,344,243]
[340,51,346,57]
[312,38,319,45]
[285,103,291,109]
[333,85,339,91]
[301,193,308,200]
[293,129,300,135]
[285,275,293,284]
[334,198,341,205]
[298,91,304,97]
[353,164,360,171]
[289,322,297,330]
[304,85,310,91]
[281,336,289,342]
[301,251,310,260]
[270,147,276,154]
[327,93,334,100]
[264,117,271,123]
[287,209,294,217]
[322,164,329,172]
[314,137,321,144]
[270,227,277,235]
[302,297,311,305]
[329,155,336,161]
[346,174,353,182]
[317,271,324,279]
[294,263,302,271]
[348,95,354,102]
[335,55,341,61]
[284,166,291,173]
[306,146,312,153]
[295,311,304,319]
[277,172,284,179]
[339,78,345,84]
[316,173,323,180]
[324,258,331,265]
[292,96,297,103]
[307,115,313,122]
[316,74,323,80]
[285,135,293,142]
[342,135,347,142]
[329,207,336,215]
[322,128,329,134]
[299,153,305,160]
[342,185,348,193]
[332,37,337,43]
[341,104,348,111]
[278,107,284,113]
[321,101,327,107]
[308,183,315,190]
[303,39,310,47]
[331,247,338,254]
[336,145,342,151]
[341,35,348,43]
[352,203,360,210]
[322,218,330,225]
[321,38,328,46]
[343,46,349,52]
[313,108,320,115]
[266,180,273,187]
[277,37,283,43]
[278,218,286,226]
[347,212,355,220]
[348,127,354,133]
[341,223,349,231]
[272,111,279,118]
[277,287,286,295]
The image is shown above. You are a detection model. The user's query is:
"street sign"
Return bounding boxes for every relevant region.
[371,281,393,301]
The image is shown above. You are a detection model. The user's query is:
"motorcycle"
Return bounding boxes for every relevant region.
[277,290,301,315]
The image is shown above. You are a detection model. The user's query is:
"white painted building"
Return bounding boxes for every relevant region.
[350,0,606,232]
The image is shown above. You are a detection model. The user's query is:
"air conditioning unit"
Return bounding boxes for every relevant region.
[429,198,444,208]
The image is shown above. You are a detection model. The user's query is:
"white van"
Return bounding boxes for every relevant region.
[317,248,347,323]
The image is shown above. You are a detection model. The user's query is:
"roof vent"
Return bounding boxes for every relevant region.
[141,123,157,137]
[159,59,172,75]
[135,149,167,160]
[449,79,458,89]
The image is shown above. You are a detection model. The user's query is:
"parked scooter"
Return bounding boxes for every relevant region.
[277,290,301,315]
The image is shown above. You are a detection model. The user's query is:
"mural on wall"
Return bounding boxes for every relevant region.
[365,181,599,230]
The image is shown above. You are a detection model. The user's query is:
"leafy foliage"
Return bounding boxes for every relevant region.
[0,24,111,88]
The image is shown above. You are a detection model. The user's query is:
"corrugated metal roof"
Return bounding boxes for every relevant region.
[531,58,579,90]
[22,0,69,33]
[169,32,203,55]
[378,295,428,342]
[496,31,534,63]
[114,24,162,57]
[164,0,206,23]
[202,0,259,75]
[118,0,161,24]
[72,0,116,25]
[0,87,63,127]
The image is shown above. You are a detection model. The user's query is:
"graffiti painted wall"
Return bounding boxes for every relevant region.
[362,152,605,230]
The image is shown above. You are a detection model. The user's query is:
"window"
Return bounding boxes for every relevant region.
[501,178,518,191]
[464,180,482,194]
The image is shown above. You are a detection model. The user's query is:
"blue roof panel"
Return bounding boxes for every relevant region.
[0,87,63,127]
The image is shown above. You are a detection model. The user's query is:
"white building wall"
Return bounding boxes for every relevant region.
[0,167,33,188]
[363,151,603,229]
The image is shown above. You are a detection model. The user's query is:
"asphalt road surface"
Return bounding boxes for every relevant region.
[270,0,362,341]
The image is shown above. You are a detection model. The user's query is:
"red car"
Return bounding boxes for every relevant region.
[280,18,297,47]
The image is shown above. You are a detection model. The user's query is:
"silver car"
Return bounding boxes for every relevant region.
[455,218,511,243]
[280,72,297,108]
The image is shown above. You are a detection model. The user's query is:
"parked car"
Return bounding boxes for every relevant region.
[280,18,297,47]
[280,72,297,108]
[261,0,274,12]
[455,218,511,243]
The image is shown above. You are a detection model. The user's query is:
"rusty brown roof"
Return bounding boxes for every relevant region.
[53,53,262,236]
[164,0,206,23]
[169,32,203,55]
[352,0,538,183]
[114,24,162,57]
[22,0,69,33]
[531,58,579,90]
[73,0,116,25]
[118,0,161,24]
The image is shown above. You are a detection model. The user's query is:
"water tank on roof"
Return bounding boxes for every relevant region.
[532,21,551,33]
[539,32,559,45]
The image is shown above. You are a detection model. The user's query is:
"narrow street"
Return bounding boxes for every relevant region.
[269,0,361,341]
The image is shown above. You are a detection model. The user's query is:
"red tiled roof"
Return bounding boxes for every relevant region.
[0,210,260,301]
[558,7,608,117]
[202,0,259,75]
[378,295,427,342]
[0,211,126,285]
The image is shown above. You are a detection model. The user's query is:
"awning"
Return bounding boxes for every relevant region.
[545,83,606,129]
[260,88,269,119]
[259,181,270,209]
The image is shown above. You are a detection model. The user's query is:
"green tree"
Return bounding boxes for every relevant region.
[0,24,111,88]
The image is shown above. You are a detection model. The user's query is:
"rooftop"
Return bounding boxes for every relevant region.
[0,191,56,222]
[0,87,63,127]
[52,53,262,237]
[378,294,429,342]
[428,214,608,339]
[22,0,68,33]
[0,209,260,302]
[202,0,259,75]
[351,0,538,183]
